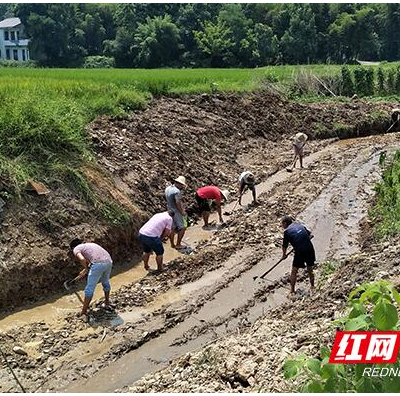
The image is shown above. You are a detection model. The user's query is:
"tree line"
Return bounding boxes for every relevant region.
[5,3,400,68]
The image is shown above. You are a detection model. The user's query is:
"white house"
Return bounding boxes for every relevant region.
[0,17,30,61]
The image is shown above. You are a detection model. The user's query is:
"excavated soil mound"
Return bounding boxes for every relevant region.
[89,92,391,214]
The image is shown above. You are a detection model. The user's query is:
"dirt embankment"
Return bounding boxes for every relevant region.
[89,93,392,214]
[0,92,393,310]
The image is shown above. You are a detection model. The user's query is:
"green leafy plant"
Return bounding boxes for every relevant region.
[341,66,354,96]
[377,68,385,94]
[317,260,338,288]
[371,150,400,237]
[284,281,400,392]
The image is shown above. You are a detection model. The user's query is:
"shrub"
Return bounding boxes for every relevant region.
[0,59,37,68]
[395,66,400,93]
[365,68,374,96]
[341,66,354,96]
[377,68,385,94]
[387,69,396,94]
[371,150,400,237]
[354,67,367,96]
[284,281,400,392]
[83,56,115,69]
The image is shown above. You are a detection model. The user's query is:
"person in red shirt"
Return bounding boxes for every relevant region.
[195,186,230,227]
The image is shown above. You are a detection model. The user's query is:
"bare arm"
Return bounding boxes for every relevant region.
[238,183,247,205]
[161,228,171,241]
[282,232,289,259]
[74,252,89,281]
[176,198,185,216]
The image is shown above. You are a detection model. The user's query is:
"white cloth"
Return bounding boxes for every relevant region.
[239,171,253,184]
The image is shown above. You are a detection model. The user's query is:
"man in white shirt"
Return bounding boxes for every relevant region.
[238,171,257,205]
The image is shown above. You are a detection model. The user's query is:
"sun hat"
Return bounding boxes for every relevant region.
[220,189,230,202]
[294,132,308,143]
[174,176,187,186]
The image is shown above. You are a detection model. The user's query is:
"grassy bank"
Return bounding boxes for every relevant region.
[372,150,400,237]
[0,64,399,223]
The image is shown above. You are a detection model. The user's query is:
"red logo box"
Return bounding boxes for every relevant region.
[330,331,400,364]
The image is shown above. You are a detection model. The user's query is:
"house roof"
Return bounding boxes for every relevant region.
[0,17,21,28]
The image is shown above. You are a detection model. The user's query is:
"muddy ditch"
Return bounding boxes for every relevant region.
[70,136,394,393]
[0,132,398,392]
[0,92,393,310]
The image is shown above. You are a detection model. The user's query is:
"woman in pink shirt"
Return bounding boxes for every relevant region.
[195,186,230,227]
[139,211,173,272]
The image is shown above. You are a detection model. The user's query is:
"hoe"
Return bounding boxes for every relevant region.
[253,249,293,281]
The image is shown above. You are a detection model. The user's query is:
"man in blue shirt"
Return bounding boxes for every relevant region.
[281,215,316,298]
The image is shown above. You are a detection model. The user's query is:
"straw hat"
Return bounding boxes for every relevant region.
[294,132,308,143]
[220,189,230,202]
[174,176,186,186]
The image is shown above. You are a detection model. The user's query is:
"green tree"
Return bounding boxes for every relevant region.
[176,3,222,66]
[218,4,252,66]
[16,4,85,66]
[103,27,134,68]
[240,24,278,67]
[0,3,14,20]
[280,5,317,64]
[329,8,380,62]
[133,15,181,68]
[194,21,234,67]
[381,4,400,61]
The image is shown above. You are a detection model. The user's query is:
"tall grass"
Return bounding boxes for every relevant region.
[372,151,400,237]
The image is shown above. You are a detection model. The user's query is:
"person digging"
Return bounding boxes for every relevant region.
[238,171,257,205]
[70,239,113,317]
[138,211,173,272]
[387,108,400,132]
[195,185,230,228]
[281,215,316,299]
[165,175,187,250]
[288,132,308,171]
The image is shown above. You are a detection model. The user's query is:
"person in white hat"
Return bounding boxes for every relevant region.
[292,132,308,169]
[195,186,230,228]
[165,176,187,250]
[238,171,257,205]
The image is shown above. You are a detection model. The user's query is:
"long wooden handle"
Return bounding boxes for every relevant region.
[260,249,294,279]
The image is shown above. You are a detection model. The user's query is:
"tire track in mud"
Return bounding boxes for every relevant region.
[61,134,398,393]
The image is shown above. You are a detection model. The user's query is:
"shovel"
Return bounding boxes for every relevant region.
[224,199,239,216]
[386,120,398,133]
[286,154,298,173]
[253,249,294,281]
[63,278,85,305]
